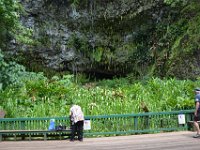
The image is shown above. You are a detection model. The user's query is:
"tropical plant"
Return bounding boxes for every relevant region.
[0,0,33,49]
[0,76,198,118]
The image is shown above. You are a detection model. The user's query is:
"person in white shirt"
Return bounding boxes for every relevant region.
[70,104,84,141]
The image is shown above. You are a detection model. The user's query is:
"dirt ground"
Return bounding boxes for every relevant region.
[1,131,200,150]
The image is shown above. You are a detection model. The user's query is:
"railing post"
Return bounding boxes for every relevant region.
[160,118,164,128]
[21,120,26,140]
[21,121,25,130]
[144,115,150,129]
[0,133,2,141]
[134,117,138,130]
[44,133,47,140]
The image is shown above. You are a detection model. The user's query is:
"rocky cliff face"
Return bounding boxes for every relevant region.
[10,0,163,76]
[8,0,200,80]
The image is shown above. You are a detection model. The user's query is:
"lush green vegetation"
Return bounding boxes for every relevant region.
[0,0,199,118]
[0,0,32,50]
[0,0,19,49]
[0,52,198,117]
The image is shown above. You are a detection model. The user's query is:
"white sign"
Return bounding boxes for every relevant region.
[84,120,91,130]
[178,114,186,124]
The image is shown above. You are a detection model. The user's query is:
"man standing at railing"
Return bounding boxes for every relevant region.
[70,104,84,141]
[193,88,200,138]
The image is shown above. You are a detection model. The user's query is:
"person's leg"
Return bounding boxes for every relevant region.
[75,123,78,140]
[194,121,200,134]
[70,124,76,141]
[193,113,200,138]
[77,120,84,141]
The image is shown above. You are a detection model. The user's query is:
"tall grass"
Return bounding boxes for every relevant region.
[0,76,199,118]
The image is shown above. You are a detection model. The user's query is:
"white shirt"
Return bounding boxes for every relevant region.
[70,105,84,123]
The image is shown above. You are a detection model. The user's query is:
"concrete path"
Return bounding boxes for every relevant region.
[1,131,199,150]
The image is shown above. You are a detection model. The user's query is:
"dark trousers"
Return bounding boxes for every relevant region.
[70,120,84,141]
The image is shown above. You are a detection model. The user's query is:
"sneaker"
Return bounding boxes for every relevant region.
[193,134,200,138]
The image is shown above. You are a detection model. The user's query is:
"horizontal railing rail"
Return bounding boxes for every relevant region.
[0,109,195,137]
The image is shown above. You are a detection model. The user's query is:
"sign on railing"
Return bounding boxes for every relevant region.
[84,120,91,130]
[178,114,186,124]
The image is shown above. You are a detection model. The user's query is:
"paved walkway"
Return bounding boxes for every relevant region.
[1,131,199,150]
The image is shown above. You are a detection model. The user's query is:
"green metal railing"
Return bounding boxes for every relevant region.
[0,109,194,137]
[84,109,194,136]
